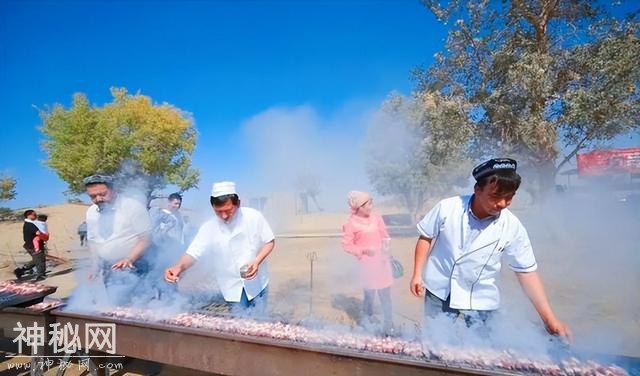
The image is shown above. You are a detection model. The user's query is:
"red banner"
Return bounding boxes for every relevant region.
[576,147,640,176]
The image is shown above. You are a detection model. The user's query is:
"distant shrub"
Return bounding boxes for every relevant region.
[0,207,21,222]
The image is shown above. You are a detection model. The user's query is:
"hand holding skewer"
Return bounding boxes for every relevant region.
[165,266,181,283]
[409,274,426,297]
[112,258,134,270]
[545,318,573,343]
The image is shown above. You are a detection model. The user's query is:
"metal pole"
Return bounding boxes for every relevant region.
[306,251,317,316]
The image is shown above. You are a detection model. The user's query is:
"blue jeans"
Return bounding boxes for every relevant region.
[424,290,493,328]
[228,287,269,316]
[363,287,393,327]
[100,266,142,306]
[99,258,152,306]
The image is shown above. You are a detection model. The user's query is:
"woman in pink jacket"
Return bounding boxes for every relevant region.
[342,191,393,332]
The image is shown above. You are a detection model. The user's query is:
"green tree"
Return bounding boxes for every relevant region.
[416,0,640,195]
[40,88,199,201]
[0,175,17,201]
[366,93,473,220]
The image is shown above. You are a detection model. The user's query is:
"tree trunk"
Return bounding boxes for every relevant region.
[537,160,557,202]
[309,194,323,212]
[299,193,309,214]
[401,191,416,222]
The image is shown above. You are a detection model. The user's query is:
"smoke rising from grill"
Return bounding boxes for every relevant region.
[64,103,638,374]
[242,104,375,211]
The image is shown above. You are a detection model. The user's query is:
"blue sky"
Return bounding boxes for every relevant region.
[0,0,446,209]
[1,1,637,210]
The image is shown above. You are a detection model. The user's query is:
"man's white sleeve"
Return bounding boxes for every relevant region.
[258,214,275,244]
[86,208,97,242]
[504,220,538,272]
[416,202,442,239]
[185,223,211,260]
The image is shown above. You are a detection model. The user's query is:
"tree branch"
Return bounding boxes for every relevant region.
[556,134,589,173]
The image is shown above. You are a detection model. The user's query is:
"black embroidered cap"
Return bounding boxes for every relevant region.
[82,174,114,186]
[472,158,518,181]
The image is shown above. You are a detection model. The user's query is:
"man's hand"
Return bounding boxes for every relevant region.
[111,258,133,270]
[410,274,425,297]
[515,271,572,343]
[165,266,181,283]
[164,254,195,283]
[545,318,573,342]
[243,260,260,280]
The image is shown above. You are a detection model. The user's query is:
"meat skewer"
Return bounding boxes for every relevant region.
[90,307,628,376]
[0,280,54,295]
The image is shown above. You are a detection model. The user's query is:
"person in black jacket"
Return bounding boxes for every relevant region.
[14,209,47,281]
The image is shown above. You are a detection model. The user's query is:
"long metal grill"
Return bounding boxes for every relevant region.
[198,300,232,315]
[0,281,57,309]
[48,308,632,376]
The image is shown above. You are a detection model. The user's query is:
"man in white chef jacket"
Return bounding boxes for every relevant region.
[164,181,275,314]
[83,174,153,305]
[409,158,571,340]
[84,174,153,273]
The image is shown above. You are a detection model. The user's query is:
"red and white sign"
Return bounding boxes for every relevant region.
[576,147,640,176]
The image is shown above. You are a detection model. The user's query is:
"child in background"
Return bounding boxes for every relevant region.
[32,214,50,252]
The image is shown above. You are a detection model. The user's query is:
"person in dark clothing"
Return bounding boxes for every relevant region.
[14,209,47,281]
[77,221,88,247]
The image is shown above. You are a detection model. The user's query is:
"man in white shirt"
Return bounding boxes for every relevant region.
[409,158,571,340]
[84,175,152,288]
[164,181,275,314]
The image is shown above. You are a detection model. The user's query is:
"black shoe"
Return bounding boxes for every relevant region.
[33,275,47,282]
[13,268,25,279]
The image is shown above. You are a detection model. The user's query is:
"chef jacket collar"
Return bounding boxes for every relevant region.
[216,206,243,227]
[467,194,499,222]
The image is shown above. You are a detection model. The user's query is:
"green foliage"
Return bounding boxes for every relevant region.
[0,175,17,202]
[40,88,199,198]
[366,93,473,220]
[416,0,640,193]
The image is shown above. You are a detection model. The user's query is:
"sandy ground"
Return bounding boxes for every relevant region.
[1,201,638,375]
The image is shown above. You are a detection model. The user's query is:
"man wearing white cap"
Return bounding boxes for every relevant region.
[164,181,275,313]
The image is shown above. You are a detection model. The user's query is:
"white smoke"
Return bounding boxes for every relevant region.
[62,101,638,372]
[66,162,208,314]
[241,103,375,211]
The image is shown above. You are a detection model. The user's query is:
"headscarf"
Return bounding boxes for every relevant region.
[347,191,371,214]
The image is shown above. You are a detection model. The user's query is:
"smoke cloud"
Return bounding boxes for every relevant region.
[241,103,376,211]
[64,102,638,370]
